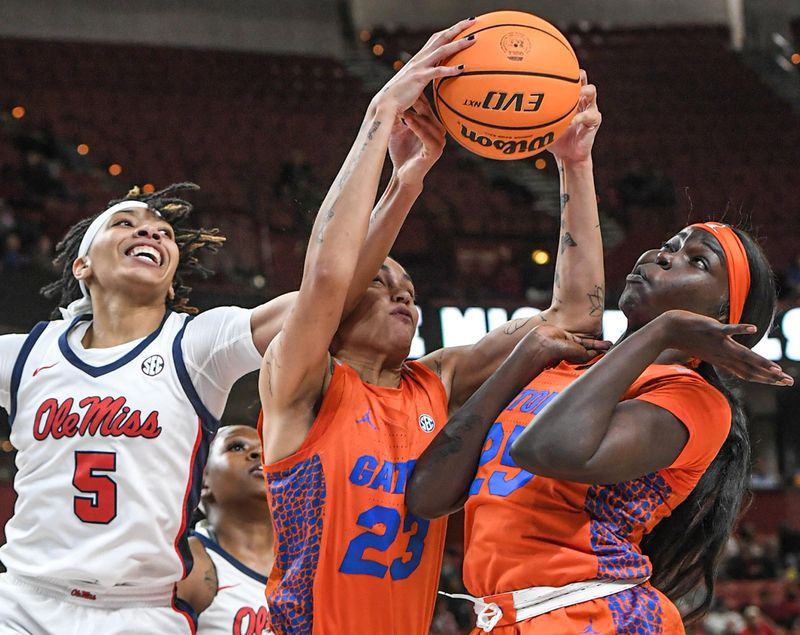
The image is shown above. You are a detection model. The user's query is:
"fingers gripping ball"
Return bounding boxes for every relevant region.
[434,11,581,160]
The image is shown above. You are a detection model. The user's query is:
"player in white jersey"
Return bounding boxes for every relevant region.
[178,425,273,635]
[0,116,447,635]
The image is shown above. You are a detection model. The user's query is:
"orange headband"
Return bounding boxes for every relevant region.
[689,222,751,324]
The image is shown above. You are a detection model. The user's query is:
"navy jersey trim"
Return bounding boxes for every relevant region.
[173,316,220,576]
[58,311,172,377]
[192,530,269,584]
[172,316,218,435]
[172,590,199,632]
[9,321,49,427]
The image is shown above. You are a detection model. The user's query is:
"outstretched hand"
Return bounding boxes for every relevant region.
[389,95,447,185]
[546,70,601,164]
[373,18,476,116]
[525,324,612,367]
[658,310,794,385]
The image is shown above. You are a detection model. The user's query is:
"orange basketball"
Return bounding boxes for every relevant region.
[433,11,581,160]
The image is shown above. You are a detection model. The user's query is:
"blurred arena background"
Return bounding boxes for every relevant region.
[0,1,798,632]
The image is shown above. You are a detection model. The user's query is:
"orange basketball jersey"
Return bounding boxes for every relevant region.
[260,360,449,635]
[462,359,731,634]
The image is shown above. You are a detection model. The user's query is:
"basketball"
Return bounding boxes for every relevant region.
[433,11,581,160]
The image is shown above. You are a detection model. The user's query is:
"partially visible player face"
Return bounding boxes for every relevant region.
[619,227,730,329]
[78,206,180,304]
[203,426,265,507]
[333,257,419,364]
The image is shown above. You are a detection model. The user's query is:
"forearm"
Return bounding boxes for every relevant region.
[343,173,423,313]
[549,158,604,335]
[510,320,667,470]
[302,101,394,289]
[408,340,554,518]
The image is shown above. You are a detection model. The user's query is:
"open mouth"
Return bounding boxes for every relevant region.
[125,244,162,266]
[249,464,263,476]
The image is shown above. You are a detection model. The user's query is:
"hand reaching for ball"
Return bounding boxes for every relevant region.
[546,70,602,164]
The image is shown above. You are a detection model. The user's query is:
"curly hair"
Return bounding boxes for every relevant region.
[41,183,225,317]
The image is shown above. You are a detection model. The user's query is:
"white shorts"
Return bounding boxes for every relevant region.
[0,573,196,634]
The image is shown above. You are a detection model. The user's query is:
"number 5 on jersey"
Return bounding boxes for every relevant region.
[73,451,118,524]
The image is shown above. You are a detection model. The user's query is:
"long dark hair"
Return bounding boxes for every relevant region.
[640,228,776,622]
[41,183,225,318]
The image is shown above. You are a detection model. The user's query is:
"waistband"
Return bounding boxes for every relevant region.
[6,572,176,609]
[441,577,649,632]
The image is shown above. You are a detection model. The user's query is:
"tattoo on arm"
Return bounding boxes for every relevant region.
[503,317,532,336]
[316,120,383,243]
[203,562,218,595]
[432,351,444,380]
[435,413,483,459]
[560,192,570,214]
[436,431,463,459]
[264,350,280,396]
[560,232,578,255]
[316,202,337,244]
[554,271,561,289]
[587,285,604,316]
[367,120,381,141]
[370,204,382,224]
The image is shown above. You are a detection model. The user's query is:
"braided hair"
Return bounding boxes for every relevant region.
[41,183,225,318]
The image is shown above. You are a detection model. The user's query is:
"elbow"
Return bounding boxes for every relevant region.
[510,434,577,478]
[509,436,543,473]
[404,483,436,521]
[304,264,349,292]
[298,265,352,307]
[405,473,449,520]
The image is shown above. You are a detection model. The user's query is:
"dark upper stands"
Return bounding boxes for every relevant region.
[1,25,798,306]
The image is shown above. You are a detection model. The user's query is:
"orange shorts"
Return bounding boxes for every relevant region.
[470,584,684,635]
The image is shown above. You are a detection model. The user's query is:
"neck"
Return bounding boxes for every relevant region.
[334,348,404,387]
[617,327,690,366]
[82,296,167,348]
[208,504,274,575]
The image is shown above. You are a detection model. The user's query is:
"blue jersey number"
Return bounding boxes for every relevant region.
[339,505,429,579]
[469,423,535,497]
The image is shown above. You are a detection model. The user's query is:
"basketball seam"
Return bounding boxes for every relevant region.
[460,22,578,63]
[439,70,580,83]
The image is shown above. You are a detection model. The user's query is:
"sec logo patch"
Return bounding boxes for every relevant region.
[141,354,165,377]
[418,414,436,433]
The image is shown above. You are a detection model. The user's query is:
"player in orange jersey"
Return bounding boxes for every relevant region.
[408,221,794,634]
[259,17,610,634]
[178,425,274,634]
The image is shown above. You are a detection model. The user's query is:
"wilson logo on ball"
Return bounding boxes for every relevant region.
[459,124,554,156]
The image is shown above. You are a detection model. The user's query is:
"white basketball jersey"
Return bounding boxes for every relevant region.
[1,312,218,588]
[193,528,271,635]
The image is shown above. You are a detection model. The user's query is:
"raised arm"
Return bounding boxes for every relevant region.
[248,96,447,355]
[259,21,476,464]
[509,311,792,484]
[420,72,605,411]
